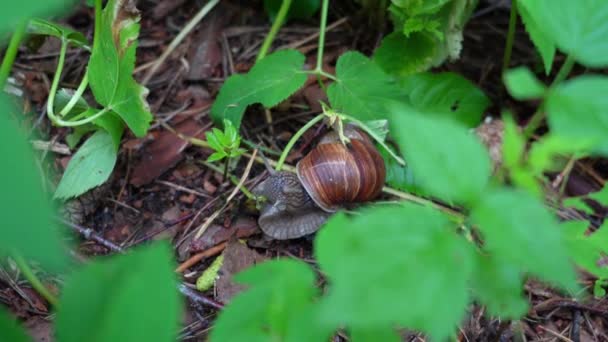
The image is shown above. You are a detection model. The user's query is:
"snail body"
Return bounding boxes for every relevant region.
[253,125,386,239]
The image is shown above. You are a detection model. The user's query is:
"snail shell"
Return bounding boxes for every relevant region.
[296,126,386,212]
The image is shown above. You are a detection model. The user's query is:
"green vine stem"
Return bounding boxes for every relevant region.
[523,54,576,137]
[315,0,329,72]
[0,20,28,88]
[59,71,89,116]
[275,113,325,171]
[502,0,518,74]
[257,0,292,61]
[13,254,58,306]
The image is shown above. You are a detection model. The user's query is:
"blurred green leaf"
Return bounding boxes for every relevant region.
[389,104,491,204]
[546,76,608,154]
[528,134,591,176]
[0,0,77,33]
[378,145,423,194]
[471,254,528,318]
[471,188,578,291]
[211,259,332,342]
[563,220,608,280]
[399,71,490,127]
[27,18,89,48]
[54,130,117,199]
[504,67,547,100]
[350,326,401,342]
[328,51,406,121]
[54,88,90,117]
[56,243,181,342]
[0,306,30,342]
[374,31,437,76]
[517,3,555,75]
[264,0,320,20]
[316,204,474,340]
[0,95,68,271]
[519,0,608,68]
[211,49,307,129]
[588,186,608,205]
[88,0,152,137]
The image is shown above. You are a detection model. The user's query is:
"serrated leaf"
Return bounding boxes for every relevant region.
[471,188,578,291]
[517,3,555,75]
[546,75,608,154]
[389,104,491,205]
[328,51,406,121]
[88,0,152,137]
[211,49,307,129]
[563,220,608,280]
[374,31,437,76]
[472,254,528,318]
[316,204,474,340]
[0,307,29,342]
[27,18,89,48]
[56,243,181,342]
[504,67,547,100]
[519,0,608,68]
[0,95,68,271]
[54,130,117,199]
[0,0,77,33]
[399,71,490,127]
[264,0,320,20]
[211,259,331,342]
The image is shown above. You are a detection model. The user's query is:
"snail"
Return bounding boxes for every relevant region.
[252,125,386,239]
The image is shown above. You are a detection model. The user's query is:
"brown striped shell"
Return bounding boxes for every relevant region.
[296,126,386,212]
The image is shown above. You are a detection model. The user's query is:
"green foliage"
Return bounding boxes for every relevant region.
[210,259,329,342]
[0,95,68,271]
[471,189,578,291]
[211,49,307,129]
[88,0,152,137]
[0,0,77,33]
[374,31,437,76]
[316,205,474,340]
[517,3,554,75]
[27,18,89,48]
[0,306,29,342]
[206,119,246,162]
[519,0,608,68]
[545,76,608,154]
[328,51,405,121]
[389,104,491,205]
[503,67,547,100]
[264,0,320,20]
[563,221,608,281]
[399,71,490,127]
[55,243,181,342]
[54,130,117,199]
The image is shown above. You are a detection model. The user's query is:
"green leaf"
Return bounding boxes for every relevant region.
[374,31,437,76]
[56,243,181,342]
[88,0,152,137]
[0,0,77,33]
[93,111,125,149]
[211,259,331,342]
[528,134,591,175]
[594,279,607,298]
[588,185,608,205]
[399,71,490,127]
[0,95,68,271]
[211,49,307,129]
[519,0,608,68]
[66,125,96,148]
[27,18,89,48]
[54,88,90,117]
[264,0,320,20]
[207,151,226,162]
[563,221,608,280]
[328,51,406,121]
[471,254,528,318]
[316,204,474,340]
[517,3,555,75]
[546,75,608,154]
[504,67,547,100]
[54,130,117,199]
[502,114,524,170]
[351,326,401,342]
[378,145,423,194]
[471,188,578,291]
[0,306,30,342]
[389,104,491,204]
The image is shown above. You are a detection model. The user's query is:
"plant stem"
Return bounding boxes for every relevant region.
[199,160,256,200]
[222,158,229,182]
[502,0,518,73]
[46,39,69,120]
[59,70,89,116]
[0,20,27,88]
[13,254,58,306]
[276,113,325,171]
[257,0,292,61]
[316,0,330,71]
[523,54,576,137]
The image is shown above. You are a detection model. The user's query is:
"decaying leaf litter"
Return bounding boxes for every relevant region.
[3,0,608,340]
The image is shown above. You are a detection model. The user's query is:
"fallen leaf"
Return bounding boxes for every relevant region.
[216,239,266,303]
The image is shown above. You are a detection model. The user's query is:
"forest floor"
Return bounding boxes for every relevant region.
[2,0,608,341]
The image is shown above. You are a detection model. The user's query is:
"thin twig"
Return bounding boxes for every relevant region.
[175,242,227,273]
